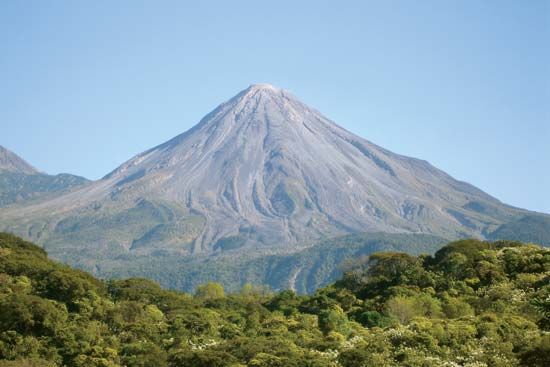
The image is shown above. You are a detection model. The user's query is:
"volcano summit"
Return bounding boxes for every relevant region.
[0,84,540,289]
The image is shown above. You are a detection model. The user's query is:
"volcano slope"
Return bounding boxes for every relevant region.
[0,84,543,290]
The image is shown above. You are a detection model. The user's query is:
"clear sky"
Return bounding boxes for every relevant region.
[1,1,548,213]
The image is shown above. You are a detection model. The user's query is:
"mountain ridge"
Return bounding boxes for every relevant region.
[0,145,39,174]
[0,145,90,208]
[0,84,545,289]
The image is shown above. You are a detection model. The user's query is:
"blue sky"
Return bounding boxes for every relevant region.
[1,1,548,213]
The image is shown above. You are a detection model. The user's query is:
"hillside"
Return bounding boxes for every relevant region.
[0,145,89,208]
[92,232,448,293]
[0,233,548,366]
[0,172,90,208]
[0,146,38,174]
[0,84,542,290]
[488,214,550,246]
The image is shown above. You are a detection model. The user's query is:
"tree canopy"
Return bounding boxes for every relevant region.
[0,233,548,366]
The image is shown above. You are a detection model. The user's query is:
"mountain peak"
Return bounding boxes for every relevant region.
[1,85,529,264]
[248,83,278,91]
[0,145,38,174]
[239,83,287,100]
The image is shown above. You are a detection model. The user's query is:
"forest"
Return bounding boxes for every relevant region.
[0,232,548,367]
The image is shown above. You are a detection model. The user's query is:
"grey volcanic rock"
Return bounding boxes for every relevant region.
[0,145,38,174]
[0,145,90,208]
[0,84,531,260]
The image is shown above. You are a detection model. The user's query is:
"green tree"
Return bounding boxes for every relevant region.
[195,282,225,301]
[0,359,57,367]
[0,294,68,336]
[318,305,351,336]
[519,334,550,367]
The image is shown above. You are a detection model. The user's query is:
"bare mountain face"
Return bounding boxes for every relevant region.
[0,145,89,208]
[0,85,531,266]
[0,145,39,174]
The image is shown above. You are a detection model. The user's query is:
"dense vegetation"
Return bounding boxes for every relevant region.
[0,233,548,366]
[488,214,550,247]
[95,233,447,293]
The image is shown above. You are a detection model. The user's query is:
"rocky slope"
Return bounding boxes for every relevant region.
[0,84,538,274]
[0,146,89,208]
[0,145,39,174]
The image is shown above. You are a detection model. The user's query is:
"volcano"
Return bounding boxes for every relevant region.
[0,84,532,267]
